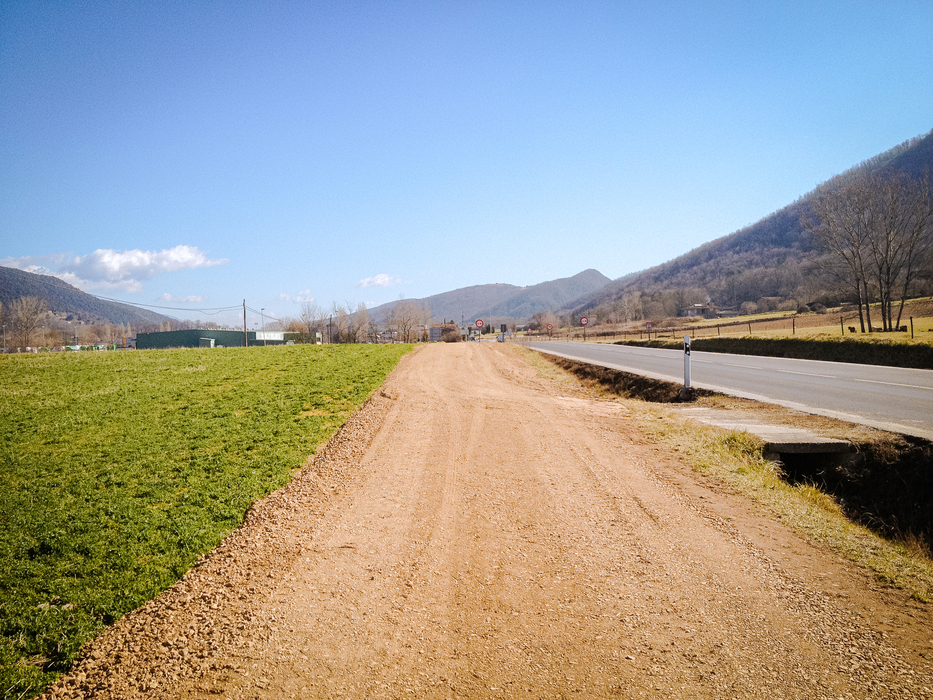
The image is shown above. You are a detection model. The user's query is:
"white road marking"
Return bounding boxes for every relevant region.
[851,378,933,391]
[773,369,838,378]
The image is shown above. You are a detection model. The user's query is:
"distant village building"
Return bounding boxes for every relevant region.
[429,323,460,342]
[681,303,718,319]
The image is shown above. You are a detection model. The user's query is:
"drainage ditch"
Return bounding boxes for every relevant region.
[544,353,933,552]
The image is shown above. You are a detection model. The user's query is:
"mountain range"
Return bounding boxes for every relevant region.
[367,269,611,324]
[4,128,931,328]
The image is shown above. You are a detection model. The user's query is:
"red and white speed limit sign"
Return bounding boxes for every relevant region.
[475,319,484,328]
[580,317,589,326]
[546,324,553,331]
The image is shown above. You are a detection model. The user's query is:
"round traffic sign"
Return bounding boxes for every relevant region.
[580,316,589,326]
[546,324,553,331]
[475,319,484,328]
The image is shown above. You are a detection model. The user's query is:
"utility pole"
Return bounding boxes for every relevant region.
[261,308,266,346]
[243,300,248,347]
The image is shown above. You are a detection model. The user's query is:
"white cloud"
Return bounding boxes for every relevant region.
[159,293,206,303]
[2,246,227,294]
[0,254,67,271]
[65,245,227,282]
[75,276,145,293]
[279,289,315,304]
[358,274,403,288]
[280,289,315,304]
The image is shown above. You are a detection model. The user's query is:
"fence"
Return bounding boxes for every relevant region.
[516,313,920,343]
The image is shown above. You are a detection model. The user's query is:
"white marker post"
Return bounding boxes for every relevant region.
[683,335,692,398]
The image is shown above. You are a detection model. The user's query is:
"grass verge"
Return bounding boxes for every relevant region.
[612,336,933,369]
[515,344,933,603]
[0,344,411,698]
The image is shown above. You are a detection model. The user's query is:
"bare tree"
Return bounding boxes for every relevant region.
[620,292,643,323]
[804,171,877,331]
[77,324,98,345]
[866,172,933,329]
[329,302,350,343]
[297,301,324,343]
[352,303,371,343]
[368,308,382,343]
[10,296,48,349]
[420,302,432,337]
[388,300,423,343]
[541,311,560,337]
[97,323,115,345]
[804,169,933,331]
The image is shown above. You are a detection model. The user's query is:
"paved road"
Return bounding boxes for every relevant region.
[526,341,933,440]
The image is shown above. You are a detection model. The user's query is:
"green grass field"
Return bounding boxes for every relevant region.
[0,344,410,697]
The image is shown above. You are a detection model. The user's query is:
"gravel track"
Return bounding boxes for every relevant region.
[41,343,932,699]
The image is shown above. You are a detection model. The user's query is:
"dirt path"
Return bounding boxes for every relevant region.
[44,343,932,699]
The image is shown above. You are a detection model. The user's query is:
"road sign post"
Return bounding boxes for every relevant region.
[581,316,589,341]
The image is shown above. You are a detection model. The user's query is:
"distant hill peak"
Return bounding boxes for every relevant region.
[366,269,611,323]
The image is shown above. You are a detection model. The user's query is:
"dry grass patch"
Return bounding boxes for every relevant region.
[515,344,933,603]
[634,401,933,603]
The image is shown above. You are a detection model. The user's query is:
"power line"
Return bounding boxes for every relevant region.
[92,294,242,313]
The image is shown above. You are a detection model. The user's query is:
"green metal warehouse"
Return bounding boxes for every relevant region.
[136,330,298,349]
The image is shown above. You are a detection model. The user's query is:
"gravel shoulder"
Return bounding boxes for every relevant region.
[42,343,932,699]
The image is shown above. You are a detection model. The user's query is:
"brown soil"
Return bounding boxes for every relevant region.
[41,343,933,699]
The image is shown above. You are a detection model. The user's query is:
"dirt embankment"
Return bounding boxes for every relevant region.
[42,343,932,699]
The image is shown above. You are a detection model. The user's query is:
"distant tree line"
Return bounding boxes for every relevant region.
[0,296,137,350]
[270,299,432,344]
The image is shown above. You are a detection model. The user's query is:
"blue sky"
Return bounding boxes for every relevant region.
[2,1,932,326]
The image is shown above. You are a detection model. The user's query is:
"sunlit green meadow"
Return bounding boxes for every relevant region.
[0,343,410,697]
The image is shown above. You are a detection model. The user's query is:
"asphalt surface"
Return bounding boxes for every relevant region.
[525,341,933,441]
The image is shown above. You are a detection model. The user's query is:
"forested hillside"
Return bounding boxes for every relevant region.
[0,266,171,326]
[572,129,933,323]
[480,269,610,318]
